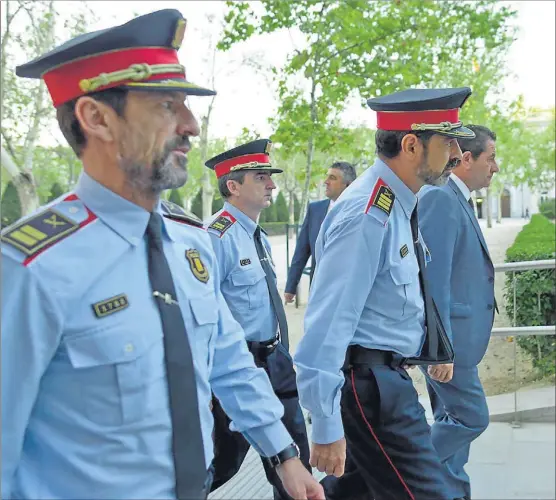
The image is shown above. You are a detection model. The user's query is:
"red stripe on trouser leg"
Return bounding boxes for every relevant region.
[350,369,416,500]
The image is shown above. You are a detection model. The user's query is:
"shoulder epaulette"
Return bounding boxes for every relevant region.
[161,200,203,228]
[207,210,237,238]
[364,178,395,221]
[1,194,96,264]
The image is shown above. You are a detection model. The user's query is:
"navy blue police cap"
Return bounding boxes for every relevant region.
[205,139,283,178]
[367,87,475,138]
[15,9,215,108]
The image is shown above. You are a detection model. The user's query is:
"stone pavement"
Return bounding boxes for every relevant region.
[210,418,556,500]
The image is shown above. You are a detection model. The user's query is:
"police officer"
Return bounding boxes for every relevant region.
[294,88,476,500]
[1,10,323,500]
[205,140,311,499]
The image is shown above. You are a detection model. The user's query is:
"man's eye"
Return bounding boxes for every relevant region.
[162,101,174,110]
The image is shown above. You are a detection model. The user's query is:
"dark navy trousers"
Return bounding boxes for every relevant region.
[210,342,310,500]
[322,357,465,500]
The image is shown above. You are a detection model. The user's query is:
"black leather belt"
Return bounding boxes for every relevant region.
[342,345,406,371]
[247,334,280,360]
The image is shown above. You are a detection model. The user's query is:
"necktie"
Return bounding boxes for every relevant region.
[468,197,475,212]
[254,226,289,351]
[146,213,207,499]
[409,206,439,360]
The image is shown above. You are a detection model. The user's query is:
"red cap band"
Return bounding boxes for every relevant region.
[43,47,184,107]
[214,153,270,178]
[376,108,460,131]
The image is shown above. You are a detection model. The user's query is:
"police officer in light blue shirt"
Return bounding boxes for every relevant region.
[204,140,311,500]
[1,10,323,500]
[294,88,477,500]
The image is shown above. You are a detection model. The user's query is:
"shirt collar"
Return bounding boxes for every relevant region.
[450,173,471,201]
[373,158,417,218]
[74,172,172,245]
[223,201,258,238]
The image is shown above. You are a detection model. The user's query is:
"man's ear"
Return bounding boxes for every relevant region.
[400,133,422,161]
[461,150,473,168]
[74,96,119,144]
[226,179,240,197]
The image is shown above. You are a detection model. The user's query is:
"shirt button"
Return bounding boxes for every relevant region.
[69,207,79,214]
[124,343,134,353]
[130,237,140,245]
[487,304,493,310]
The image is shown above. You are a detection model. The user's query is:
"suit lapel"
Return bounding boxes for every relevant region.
[448,179,492,262]
[316,200,329,226]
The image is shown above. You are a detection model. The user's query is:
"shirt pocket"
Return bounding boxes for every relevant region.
[388,262,417,316]
[65,327,162,426]
[230,267,267,309]
[189,292,219,372]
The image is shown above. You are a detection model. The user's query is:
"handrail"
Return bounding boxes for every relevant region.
[494,259,555,272]
[491,326,556,337]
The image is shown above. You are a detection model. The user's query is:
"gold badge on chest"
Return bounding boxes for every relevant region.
[186,249,209,283]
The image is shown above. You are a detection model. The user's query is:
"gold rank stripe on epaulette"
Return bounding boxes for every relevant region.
[1,194,97,266]
[365,178,395,216]
[208,211,237,238]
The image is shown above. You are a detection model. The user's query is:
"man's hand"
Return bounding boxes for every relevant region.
[428,363,454,383]
[284,292,296,304]
[276,457,325,500]
[309,438,346,477]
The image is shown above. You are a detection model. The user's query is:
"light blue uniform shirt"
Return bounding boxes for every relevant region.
[205,202,278,342]
[294,159,428,445]
[1,173,292,499]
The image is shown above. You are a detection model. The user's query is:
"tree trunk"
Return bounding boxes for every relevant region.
[200,114,214,219]
[496,193,502,223]
[486,187,493,228]
[1,146,39,214]
[298,78,318,224]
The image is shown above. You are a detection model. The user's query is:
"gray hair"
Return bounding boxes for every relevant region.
[458,125,497,160]
[330,161,357,186]
[218,170,247,198]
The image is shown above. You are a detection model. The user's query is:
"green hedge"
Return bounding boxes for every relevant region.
[260,222,288,236]
[504,214,556,376]
[539,198,556,220]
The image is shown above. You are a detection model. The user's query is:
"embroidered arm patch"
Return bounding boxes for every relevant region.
[208,211,236,237]
[1,208,79,256]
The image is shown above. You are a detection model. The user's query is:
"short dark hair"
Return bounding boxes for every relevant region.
[458,125,497,160]
[218,170,247,198]
[56,88,129,157]
[375,129,435,159]
[329,161,357,185]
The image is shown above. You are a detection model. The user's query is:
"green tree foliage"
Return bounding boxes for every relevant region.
[212,195,224,214]
[1,181,22,228]
[219,0,517,220]
[168,189,183,206]
[47,181,65,202]
[505,215,555,377]
[275,191,289,222]
[191,189,203,219]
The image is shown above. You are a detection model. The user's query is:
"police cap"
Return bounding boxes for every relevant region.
[16,9,215,108]
[367,87,475,138]
[205,139,283,178]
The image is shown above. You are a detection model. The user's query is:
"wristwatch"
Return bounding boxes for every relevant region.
[264,443,300,468]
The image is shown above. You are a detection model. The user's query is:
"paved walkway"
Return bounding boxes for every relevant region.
[210,419,556,500]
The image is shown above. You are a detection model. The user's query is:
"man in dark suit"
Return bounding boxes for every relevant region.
[284,162,356,304]
[417,125,499,500]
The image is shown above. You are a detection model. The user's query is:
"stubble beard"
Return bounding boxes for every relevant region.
[118,136,189,197]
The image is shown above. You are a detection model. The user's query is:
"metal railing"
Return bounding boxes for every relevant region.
[490,259,555,426]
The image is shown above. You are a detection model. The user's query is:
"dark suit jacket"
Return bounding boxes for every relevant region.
[418,178,496,367]
[285,199,329,294]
